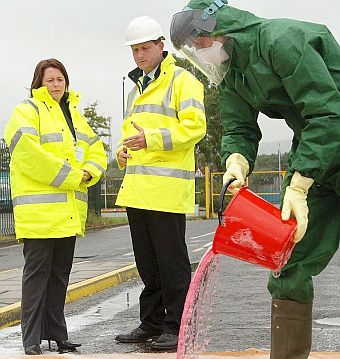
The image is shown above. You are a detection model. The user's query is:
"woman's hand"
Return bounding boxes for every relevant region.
[81,170,92,182]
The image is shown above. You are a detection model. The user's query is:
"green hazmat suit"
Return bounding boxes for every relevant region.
[187,0,340,304]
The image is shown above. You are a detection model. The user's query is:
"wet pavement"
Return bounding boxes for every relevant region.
[0,220,339,357]
[1,351,340,358]
[0,221,219,329]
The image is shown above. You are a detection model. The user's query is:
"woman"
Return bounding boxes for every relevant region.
[4,59,107,355]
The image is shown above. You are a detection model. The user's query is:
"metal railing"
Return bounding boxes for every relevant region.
[100,174,207,214]
[0,141,14,235]
[0,153,286,230]
[208,169,285,218]
[101,177,124,210]
[101,169,285,219]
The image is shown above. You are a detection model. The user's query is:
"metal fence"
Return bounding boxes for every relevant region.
[101,177,124,209]
[88,180,102,216]
[100,175,206,215]
[0,148,286,233]
[208,169,285,217]
[0,141,14,235]
[100,169,283,218]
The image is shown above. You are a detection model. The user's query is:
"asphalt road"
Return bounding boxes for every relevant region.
[0,219,339,355]
[0,219,218,272]
[59,251,339,354]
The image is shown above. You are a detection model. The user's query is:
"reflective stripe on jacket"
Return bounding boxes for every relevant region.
[4,87,107,239]
[115,53,206,213]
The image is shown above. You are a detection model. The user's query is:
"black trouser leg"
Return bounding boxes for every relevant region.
[147,210,190,334]
[42,237,76,341]
[21,237,76,347]
[127,208,164,332]
[21,239,53,347]
[127,208,191,335]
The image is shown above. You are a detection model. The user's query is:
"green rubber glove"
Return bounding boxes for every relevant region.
[281,172,314,243]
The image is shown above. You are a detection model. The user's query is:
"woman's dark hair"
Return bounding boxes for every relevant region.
[30,58,69,97]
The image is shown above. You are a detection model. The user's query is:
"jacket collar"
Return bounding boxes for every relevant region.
[128,51,174,85]
[32,86,81,106]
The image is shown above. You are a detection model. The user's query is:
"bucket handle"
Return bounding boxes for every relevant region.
[218,179,236,226]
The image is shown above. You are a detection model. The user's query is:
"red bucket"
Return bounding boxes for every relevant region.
[212,181,297,272]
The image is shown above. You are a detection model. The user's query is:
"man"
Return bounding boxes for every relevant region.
[170,1,340,358]
[114,16,206,351]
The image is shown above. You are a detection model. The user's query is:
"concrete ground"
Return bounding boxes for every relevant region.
[1,223,339,358]
[1,350,340,358]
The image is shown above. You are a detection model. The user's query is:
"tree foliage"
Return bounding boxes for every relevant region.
[0,139,10,171]
[83,102,111,153]
[174,55,223,171]
[174,55,291,173]
[254,152,289,171]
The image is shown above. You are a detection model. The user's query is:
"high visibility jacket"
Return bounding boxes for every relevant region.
[4,87,107,239]
[115,53,206,213]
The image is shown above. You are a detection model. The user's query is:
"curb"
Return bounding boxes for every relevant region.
[65,263,138,303]
[0,262,199,329]
[0,302,21,329]
[0,263,139,329]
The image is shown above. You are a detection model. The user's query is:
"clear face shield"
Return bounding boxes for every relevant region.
[180,33,233,86]
[171,8,233,85]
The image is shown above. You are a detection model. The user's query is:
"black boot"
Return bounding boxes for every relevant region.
[271,299,312,359]
[150,333,178,351]
[56,340,81,352]
[115,327,162,343]
[24,344,42,355]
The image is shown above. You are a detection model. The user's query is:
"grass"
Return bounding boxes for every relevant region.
[0,234,15,241]
[0,234,16,246]
[85,210,128,229]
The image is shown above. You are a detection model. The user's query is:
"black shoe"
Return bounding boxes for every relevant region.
[56,340,81,351]
[24,344,42,355]
[150,333,178,351]
[115,327,161,343]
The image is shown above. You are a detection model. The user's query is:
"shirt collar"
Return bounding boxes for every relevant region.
[144,67,157,80]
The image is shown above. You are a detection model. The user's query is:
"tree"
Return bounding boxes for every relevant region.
[83,102,111,153]
[0,139,11,171]
[174,55,223,171]
[254,152,289,171]
[174,56,291,173]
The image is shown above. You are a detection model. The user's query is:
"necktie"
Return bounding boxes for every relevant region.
[142,75,151,91]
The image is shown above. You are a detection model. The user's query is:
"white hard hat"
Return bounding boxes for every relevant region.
[125,16,165,46]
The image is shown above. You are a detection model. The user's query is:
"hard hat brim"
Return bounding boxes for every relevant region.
[125,35,165,46]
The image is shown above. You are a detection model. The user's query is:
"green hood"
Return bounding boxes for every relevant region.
[187,0,262,35]
[187,0,262,68]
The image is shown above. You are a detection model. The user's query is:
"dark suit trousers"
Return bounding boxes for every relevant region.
[126,208,191,335]
[21,237,76,347]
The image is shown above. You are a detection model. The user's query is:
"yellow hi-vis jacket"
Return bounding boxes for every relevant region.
[115,53,206,213]
[4,87,107,239]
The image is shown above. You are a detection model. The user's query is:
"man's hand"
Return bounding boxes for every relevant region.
[81,170,92,183]
[123,122,147,151]
[281,172,314,243]
[117,147,131,168]
[222,153,249,194]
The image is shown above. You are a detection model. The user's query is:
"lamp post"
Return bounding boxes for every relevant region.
[278,142,282,192]
[122,76,126,120]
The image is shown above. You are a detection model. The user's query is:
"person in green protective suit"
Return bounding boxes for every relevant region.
[170,1,340,358]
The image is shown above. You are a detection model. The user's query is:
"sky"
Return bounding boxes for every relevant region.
[0,0,339,155]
